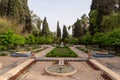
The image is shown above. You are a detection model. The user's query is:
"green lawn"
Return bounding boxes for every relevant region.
[46,47,78,57]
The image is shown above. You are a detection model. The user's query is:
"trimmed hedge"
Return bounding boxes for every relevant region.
[46,47,78,57]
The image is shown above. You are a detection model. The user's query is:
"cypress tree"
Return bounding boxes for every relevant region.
[42,17,50,36]
[62,25,68,41]
[89,0,117,35]
[73,19,82,38]
[0,0,32,33]
[56,21,61,38]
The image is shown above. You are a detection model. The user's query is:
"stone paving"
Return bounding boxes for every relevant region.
[18,47,105,80]
[0,57,28,75]
[2,46,120,80]
[0,47,52,76]
[70,47,120,75]
[69,47,88,58]
[35,47,54,57]
[95,57,120,75]
[19,61,104,80]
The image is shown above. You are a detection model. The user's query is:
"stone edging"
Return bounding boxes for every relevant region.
[0,59,35,80]
[0,63,2,70]
[89,59,120,80]
[45,66,77,76]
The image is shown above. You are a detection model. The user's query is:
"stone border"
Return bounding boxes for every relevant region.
[0,59,35,80]
[45,66,77,76]
[0,63,2,70]
[89,59,120,80]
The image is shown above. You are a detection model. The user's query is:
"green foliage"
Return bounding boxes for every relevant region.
[102,13,120,31]
[14,34,25,45]
[89,10,98,35]
[0,30,16,48]
[0,0,32,33]
[73,19,82,38]
[81,14,89,35]
[32,27,41,37]
[70,37,79,44]
[92,33,104,45]
[81,34,93,45]
[81,29,120,47]
[106,29,120,46]
[0,51,9,56]
[89,10,98,28]
[25,35,56,45]
[0,53,8,56]
[0,17,23,34]
[57,21,61,38]
[46,47,78,57]
[0,46,7,51]
[89,0,117,35]
[0,30,25,50]
[42,17,50,36]
[62,25,68,42]
[25,35,35,44]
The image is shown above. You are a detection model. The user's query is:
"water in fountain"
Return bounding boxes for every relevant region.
[45,58,77,76]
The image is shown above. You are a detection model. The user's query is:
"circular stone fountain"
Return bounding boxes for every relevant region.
[45,58,77,76]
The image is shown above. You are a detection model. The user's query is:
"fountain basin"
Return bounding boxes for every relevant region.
[45,65,77,76]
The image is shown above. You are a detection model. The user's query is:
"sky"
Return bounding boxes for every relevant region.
[28,0,92,33]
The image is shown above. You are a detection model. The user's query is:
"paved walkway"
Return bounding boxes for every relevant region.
[5,46,120,80]
[18,47,105,80]
[95,57,120,75]
[69,47,88,58]
[19,61,104,80]
[35,47,54,57]
[0,57,28,75]
[70,47,120,75]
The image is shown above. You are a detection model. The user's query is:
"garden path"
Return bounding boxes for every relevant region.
[69,47,88,58]
[19,61,104,80]
[70,46,120,75]
[35,47,54,57]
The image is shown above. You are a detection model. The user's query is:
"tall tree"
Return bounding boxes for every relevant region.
[31,11,42,36]
[0,0,32,33]
[81,14,89,35]
[56,21,61,38]
[72,19,82,38]
[31,11,42,30]
[89,0,117,35]
[62,25,68,41]
[42,17,50,36]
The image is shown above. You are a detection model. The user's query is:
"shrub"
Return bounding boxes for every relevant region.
[46,47,78,57]
[81,34,93,45]
[0,46,7,51]
[0,52,8,56]
[0,17,23,34]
